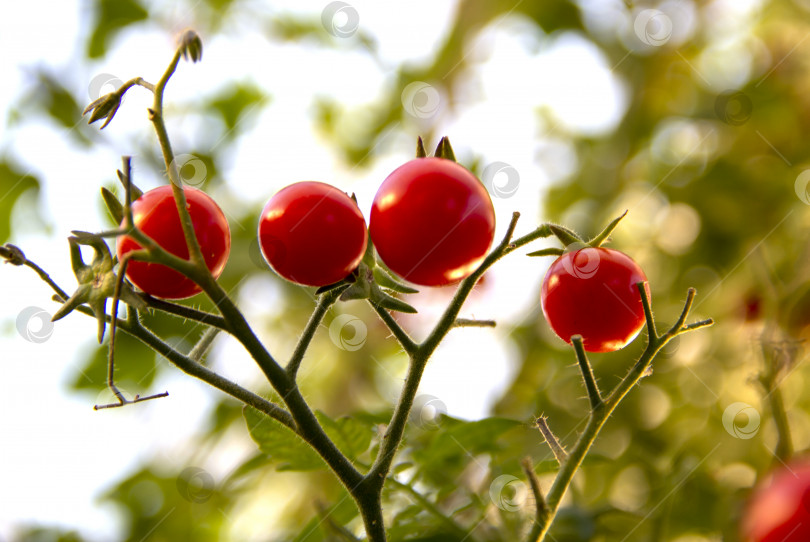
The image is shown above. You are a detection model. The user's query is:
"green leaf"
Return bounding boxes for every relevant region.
[292,489,360,542]
[101,187,124,224]
[316,411,373,461]
[243,407,325,471]
[419,417,522,467]
[31,72,87,139]
[205,83,268,136]
[86,0,149,59]
[0,160,41,244]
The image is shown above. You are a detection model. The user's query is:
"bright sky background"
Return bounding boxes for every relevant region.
[0,0,682,539]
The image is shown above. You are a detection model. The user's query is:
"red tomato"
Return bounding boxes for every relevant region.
[369,157,495,286]
[117,186,231,299]
[541,247,649,353]
[742,461,810,542]
[258,181,368,286]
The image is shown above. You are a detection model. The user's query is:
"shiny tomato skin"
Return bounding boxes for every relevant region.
[541,247,648,353]
[742,462,810,542]
[369,157,495,286]
[258,181,368,287]
[117,186,231,300]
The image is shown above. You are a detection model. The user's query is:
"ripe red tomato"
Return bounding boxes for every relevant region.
[369,157,495,286]
[117,185,231,299]
[258,181,368,286]
[541,247,649,353]
[742,461,810,542]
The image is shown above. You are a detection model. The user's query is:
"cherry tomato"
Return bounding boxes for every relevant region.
[117,185,231,300]
[258,181,368,286]
[541,247,649,353]
[742,461,810,542]
[369,157,495,286]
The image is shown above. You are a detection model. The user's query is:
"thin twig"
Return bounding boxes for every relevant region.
[535,417,568,465]
[189,327,221,362]
[453,318,496,328]
[521,457,549,528]
[369,302,418,355]
[287,286,347,379]
[571,336,603,411]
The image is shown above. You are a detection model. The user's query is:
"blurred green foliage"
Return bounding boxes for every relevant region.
[7,0,810,540]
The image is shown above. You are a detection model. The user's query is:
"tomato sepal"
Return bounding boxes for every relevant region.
[587,210,627,248]
[526,247,564,258]
[314,280,351,296]
[549,224,583,246]
[52,234,145,343]
[415,136,427,158]
[101,187,125,225]
[433,136,457,162]
[372,267,419,294]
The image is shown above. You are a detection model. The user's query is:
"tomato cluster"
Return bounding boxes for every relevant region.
[118,156,496,299]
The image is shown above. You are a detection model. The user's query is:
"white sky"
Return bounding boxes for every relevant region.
[0,0,636,539]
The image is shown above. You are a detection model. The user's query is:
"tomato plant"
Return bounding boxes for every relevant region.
[117,185,231,299]
[541,247,649,353]
[369,157,495,286]
[741,461,810,542]
[258,181,368,286]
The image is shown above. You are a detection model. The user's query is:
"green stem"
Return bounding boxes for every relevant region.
[369,302,418,355]
[571,336,603,411]
[522,457,549,540]
[140,295,228,330]
[287,287,346,379]
[367,213,527,489]
[141,45,368,520]
[68,302,296,429]
[528,287,713,542]
[149,48,205,268]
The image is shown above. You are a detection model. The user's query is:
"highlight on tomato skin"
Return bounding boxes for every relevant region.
[257,181,368,287]
[540,247,649,353]
[117,185,231,300]
[741,461,810,542]
[369,157,496,287]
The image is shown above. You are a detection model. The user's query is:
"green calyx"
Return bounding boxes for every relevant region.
[51,234,145,342]
[527,210,628,257]
[317,234,418,313]
[415,135,457,162]
[83,91,123,129]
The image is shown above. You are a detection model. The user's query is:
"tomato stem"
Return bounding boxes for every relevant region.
[527,286,713,542]
[571,336,603,411]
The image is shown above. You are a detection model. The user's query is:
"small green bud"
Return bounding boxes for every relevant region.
[179,30,203,63]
